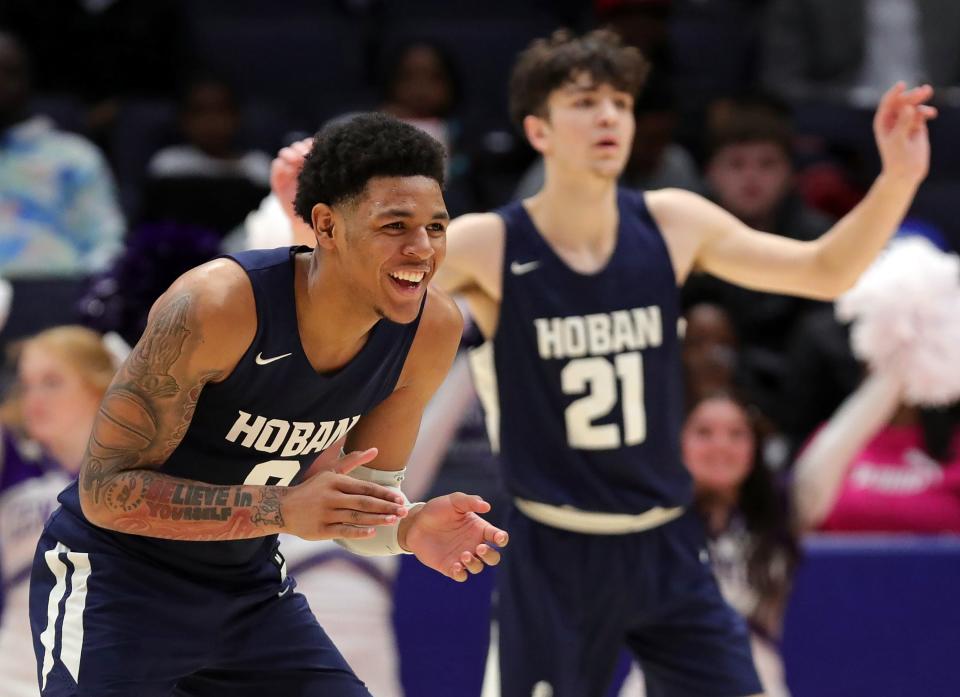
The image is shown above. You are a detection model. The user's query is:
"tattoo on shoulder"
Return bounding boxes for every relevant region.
[127,294,192,398]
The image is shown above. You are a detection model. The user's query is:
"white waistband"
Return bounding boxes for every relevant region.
[514,498,684,535]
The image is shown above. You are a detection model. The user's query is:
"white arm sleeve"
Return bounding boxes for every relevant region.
[791,372,902,531]
[334,465,422,556]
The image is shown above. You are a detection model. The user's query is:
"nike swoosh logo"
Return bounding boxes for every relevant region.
[277,585,291,598]
[255,352,292,366]
[510,260,541,275]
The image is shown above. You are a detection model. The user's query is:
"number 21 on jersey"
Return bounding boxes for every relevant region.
[561,351,645,449]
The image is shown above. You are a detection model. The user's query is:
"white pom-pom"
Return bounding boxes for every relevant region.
[836,236,960,407]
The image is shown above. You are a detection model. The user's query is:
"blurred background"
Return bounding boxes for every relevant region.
[1,1,959,696]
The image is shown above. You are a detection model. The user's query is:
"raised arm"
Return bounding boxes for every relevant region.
[791,372,903,531]
[79,261,405,542]
[649,83,936,299]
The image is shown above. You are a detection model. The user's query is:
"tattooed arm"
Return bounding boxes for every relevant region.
[79,259,406,542]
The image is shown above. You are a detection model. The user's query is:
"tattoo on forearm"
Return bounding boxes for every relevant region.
[251,488,284,528]
[101,471,152,514]
[92,469,289,541]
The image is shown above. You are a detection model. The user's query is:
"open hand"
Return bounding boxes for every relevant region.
[399,493,508,582]
[873,82,937,184]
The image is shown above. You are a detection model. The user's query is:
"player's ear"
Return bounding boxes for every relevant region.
[311,203,336,250]
[523,113,551,155]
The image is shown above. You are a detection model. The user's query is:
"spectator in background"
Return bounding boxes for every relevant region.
[376,38,476,216]
[702,95,833,245]
[684,96,832,420]
[147,76,271,188]
[140,76,270,236]
[595,0,673,85]
[792,236,960,533]
[682,391,799,697]
[682,302,739,406]
[378,40,460,155]
[762,0,960,107]
[683,302,786,465]
[793,373,960,533]
[0,326,119,697]
[0,31,124,278]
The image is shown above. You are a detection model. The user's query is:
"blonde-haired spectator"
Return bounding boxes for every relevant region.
[0,326,119,697]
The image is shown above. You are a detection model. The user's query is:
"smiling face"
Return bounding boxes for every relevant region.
[319,175,448,324]
[682,396,756,499]
[527,73,636,180]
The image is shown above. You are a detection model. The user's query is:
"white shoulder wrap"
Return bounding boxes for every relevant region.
[334,465,421,556]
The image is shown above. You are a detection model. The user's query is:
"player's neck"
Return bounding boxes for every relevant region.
[295,251,379,373]
[527,168,618,248]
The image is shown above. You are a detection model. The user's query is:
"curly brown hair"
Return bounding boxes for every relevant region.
[508,28,650,131]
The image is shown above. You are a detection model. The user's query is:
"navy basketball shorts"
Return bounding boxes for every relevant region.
[29,530,371,697]
[488,507,763,697]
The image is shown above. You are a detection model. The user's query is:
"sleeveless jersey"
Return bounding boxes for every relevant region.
[471,189,691,513]
[48,246,423,577]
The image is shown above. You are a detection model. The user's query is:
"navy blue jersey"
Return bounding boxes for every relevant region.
[473,190,691,512]
[49,246,422,577]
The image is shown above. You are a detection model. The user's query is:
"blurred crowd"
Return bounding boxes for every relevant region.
[1,1,960,696]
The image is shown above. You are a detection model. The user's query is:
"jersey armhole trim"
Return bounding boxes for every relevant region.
[209,255,263,386]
